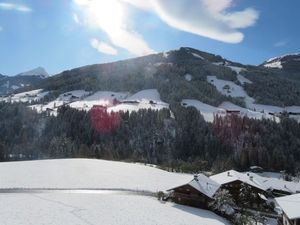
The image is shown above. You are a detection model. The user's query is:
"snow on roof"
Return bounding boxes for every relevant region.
[189,174,221,198]
[244,172,300,194]
[276,193,300,220]
[210,170,267,191]
[169,174,220,199]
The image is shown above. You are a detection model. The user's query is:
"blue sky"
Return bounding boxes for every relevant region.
[0,0,299,75]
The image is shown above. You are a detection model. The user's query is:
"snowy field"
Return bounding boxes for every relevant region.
[0,193,229,225]
[0,159,191,192]
[0,159,230,225]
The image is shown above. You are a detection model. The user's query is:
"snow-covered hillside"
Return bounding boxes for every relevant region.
[0,159,191,191]
[1,89,49,103]
[28,89,169,115]
[182,99,277,122]
[207,69,300,120]
[0,159,229,225]
[263,53,300,69]
[0,193,229,225]
[181,99,226,122]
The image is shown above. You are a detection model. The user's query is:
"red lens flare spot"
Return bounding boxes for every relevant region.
[90,105,120,134]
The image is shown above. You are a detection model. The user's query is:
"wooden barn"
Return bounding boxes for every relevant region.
[167,174,220,209]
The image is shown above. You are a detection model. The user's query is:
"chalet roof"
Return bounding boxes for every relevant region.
[210,170,267,192]
[276,193,300,220]
[169,174,220,199]
[245,172,300,194]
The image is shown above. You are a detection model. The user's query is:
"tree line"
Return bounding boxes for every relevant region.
[0,102,300,174]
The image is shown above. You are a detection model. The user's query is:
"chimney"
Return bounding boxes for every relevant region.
[227,171,230,176]
[250,176,253,181]
[247,173,250,176]
[194,174,198,181]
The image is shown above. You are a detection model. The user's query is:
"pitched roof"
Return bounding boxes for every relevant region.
[276,193,300,220]
[248,172,300,194]
[169,174,220,199]
[210,170,267,191]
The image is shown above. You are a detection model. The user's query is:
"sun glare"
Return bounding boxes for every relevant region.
[78,0,125,36]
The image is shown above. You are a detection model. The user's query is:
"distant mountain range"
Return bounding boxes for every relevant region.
[0,67,49,95]
[1,47,300,112]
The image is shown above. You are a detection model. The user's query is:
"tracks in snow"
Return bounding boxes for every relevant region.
[0,188,155,196]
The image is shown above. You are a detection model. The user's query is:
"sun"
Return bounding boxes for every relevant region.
[75,0,125,36]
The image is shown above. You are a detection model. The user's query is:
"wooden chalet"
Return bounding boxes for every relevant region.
[210,170,268,209]
[276,193,300,225]
[167,174,220,209]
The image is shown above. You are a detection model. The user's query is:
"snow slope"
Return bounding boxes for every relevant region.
[0,193,229,225]
[182,99,277,122]
[207,75,300,119]
[181,99,225,122]
[125,89,161,102]
[0,159,231,225]
[3,89,49,103]
[108,89,169,113]
[69,91,127,111]
[207,76,254,104]
[0,159,191,192]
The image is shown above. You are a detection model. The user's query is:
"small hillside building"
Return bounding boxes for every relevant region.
[168,174,220,209]
[276,193,300,225]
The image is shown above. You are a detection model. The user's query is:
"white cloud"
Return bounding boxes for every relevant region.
[122,0,259,43]
[74,0,155,56]
[90,38,118,55]
[0,2,32,12]
[74,0,259,57]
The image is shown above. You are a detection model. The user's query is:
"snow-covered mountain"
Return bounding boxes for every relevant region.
[16,66,49,78]
[262,53,300,71]
[0,67,49,95]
